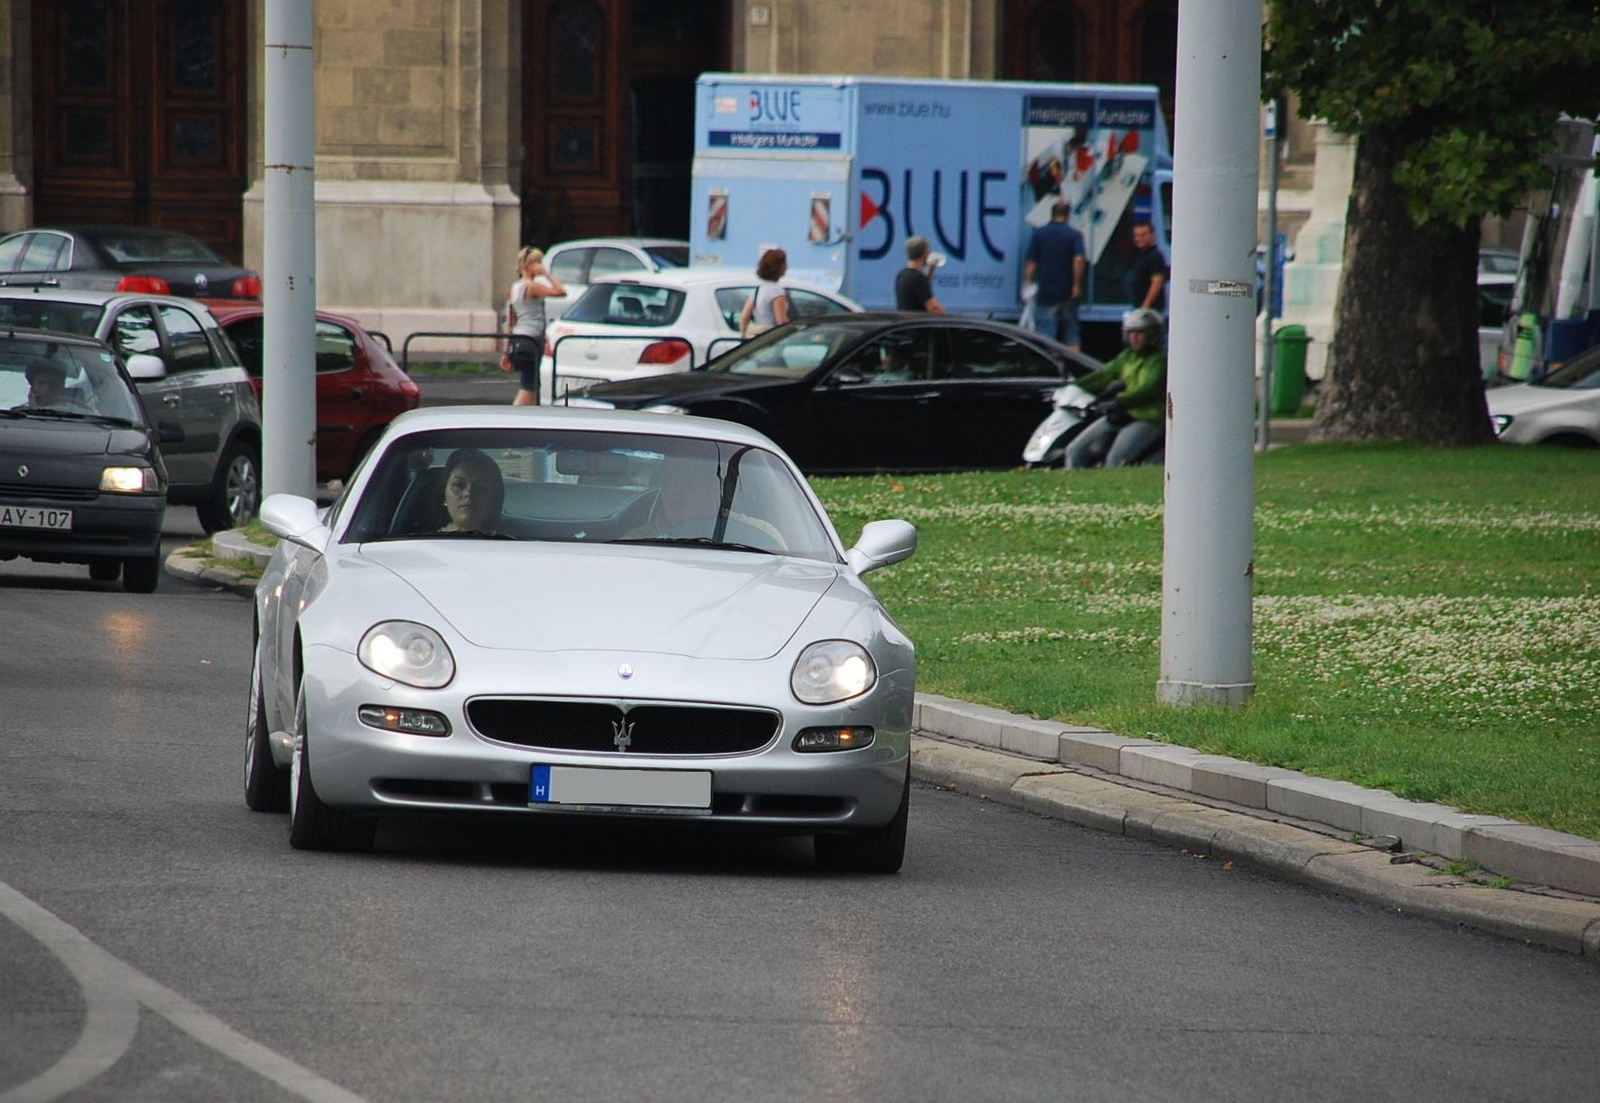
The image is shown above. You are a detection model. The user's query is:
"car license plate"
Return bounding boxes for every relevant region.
[530,764,711,810]
[0,504,72,530]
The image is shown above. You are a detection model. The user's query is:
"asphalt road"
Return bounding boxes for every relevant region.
[2,530,1598,1101]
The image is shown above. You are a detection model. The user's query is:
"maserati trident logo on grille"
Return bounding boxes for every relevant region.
[611,717,634,752]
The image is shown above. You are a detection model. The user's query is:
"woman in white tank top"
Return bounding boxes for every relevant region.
[502,246,567,405]
[739,248,791,338]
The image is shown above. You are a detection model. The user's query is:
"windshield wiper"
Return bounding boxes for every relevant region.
[609,536,772,554]
[3,407,94,421]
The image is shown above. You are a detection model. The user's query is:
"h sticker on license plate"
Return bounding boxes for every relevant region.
[530,764,712,810]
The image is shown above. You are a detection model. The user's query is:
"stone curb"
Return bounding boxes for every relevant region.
[912,694,1600,956]
[911,737,1600,958]
[163,531,263,596]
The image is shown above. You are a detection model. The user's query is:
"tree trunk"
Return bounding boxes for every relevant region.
[1310,127,1495,445]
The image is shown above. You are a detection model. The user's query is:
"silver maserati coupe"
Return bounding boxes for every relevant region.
[245,405,918,871]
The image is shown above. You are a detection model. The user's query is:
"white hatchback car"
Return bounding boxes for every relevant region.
[541,267,862,401]
[541,237,689,322]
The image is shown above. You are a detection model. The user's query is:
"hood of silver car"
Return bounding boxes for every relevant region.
[359,542,840,660]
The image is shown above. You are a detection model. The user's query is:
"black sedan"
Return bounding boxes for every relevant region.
[568,314,1099,472]
[0,224,260,303]
[0,328,171,591]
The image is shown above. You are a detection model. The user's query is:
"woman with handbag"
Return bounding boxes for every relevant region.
[739,248,790,339]
[501,246,567,405]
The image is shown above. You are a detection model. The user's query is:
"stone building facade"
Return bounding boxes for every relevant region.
[4,0,1339,360]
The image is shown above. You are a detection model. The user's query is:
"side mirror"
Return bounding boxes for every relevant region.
[259,493,331,553]
[846,519,917,576]
[125,352,167,380]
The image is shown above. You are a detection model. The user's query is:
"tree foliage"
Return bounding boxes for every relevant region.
[1262,1,1600,444]
[1266,1,1600,229]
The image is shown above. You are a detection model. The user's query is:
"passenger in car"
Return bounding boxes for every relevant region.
[440,448,505,532]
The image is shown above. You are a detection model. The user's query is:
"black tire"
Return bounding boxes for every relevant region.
[89,559,121,582]
[814,767,910,873]
[244,650,290,812]
[288,677,375,851]
[197,440,261,534]
[122,554,159,593]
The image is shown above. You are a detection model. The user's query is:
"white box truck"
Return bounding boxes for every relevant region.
[689,73,1172,355]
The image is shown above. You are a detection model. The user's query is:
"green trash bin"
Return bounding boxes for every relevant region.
[1271,324,1311,416]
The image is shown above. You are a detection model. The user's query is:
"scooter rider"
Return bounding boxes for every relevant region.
[1065,308,1168,468]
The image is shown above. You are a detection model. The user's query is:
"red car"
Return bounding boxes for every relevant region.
[212,306,421,482]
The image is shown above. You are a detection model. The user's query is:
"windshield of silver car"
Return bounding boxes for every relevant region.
[343,428,839,561]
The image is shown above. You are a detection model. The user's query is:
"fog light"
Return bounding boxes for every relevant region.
[359,704,451,737]
[793,726,874,752]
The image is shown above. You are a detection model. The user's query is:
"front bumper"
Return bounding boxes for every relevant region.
[0,491,165,565]
[295,644,913,830]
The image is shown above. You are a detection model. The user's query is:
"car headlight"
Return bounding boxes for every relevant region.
[642,403,689,415]
[101,466,158,493]
[358,621,455,688]
[791,640,877,704]
[1491,414,1513,436]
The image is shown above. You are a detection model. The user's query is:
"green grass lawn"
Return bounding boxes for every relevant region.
[811,443,1600,840]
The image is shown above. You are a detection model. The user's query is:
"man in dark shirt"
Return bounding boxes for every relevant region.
[1023,201,1087,349]
[895,236,945,313]
[1131,220,1169,313]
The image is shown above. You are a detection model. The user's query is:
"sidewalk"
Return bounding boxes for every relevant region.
[168,539,1600,958]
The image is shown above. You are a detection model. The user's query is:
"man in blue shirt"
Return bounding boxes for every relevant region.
[1023,201,1087,349]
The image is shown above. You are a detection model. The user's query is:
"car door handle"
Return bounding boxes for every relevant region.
[909,390,941,402]
[161,393,181,406]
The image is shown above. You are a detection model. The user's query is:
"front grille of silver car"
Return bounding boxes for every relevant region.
[467,699,781,756]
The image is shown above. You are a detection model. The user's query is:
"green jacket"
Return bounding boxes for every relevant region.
[1079,346,1167,423]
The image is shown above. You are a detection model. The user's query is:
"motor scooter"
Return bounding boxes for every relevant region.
[1021,379,1101,468]
[1021,379,1164,469]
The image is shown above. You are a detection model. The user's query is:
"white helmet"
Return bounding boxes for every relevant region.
[1122,308,1164,349]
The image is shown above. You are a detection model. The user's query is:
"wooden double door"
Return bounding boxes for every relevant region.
[31,0,248,262]
[521,0,729,246]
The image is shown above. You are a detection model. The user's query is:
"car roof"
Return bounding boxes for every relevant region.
[206,302,365,328]
[588,266,852,296]
[0,287,219,311]
[0,324,114,346]
[547,237,689,251]
[382,402,787,452]
[13,223,203,239]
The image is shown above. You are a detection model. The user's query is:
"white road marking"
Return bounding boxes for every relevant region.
[0,880,369,1103]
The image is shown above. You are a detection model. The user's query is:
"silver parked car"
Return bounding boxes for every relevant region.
[1488,344,1600,446]
[0,288,261,531]
[246,406,918,870]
